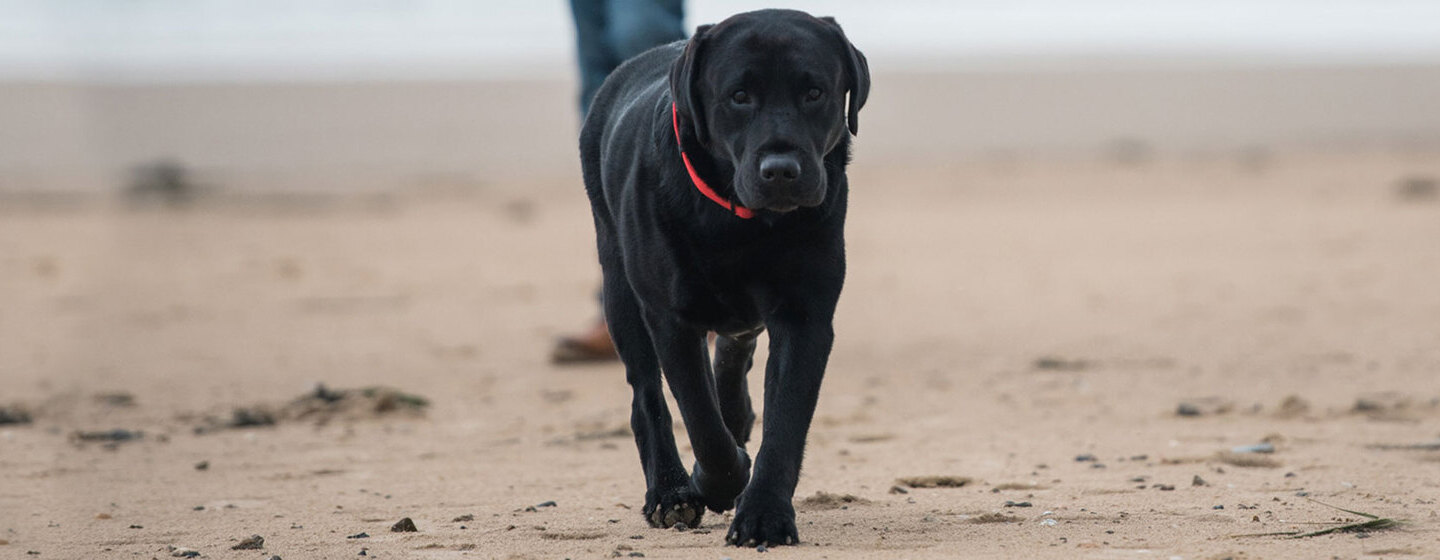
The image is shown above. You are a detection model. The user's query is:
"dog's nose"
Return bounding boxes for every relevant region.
[759,155,801,187]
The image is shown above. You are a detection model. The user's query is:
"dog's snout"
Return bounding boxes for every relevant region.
[759,155,801,187]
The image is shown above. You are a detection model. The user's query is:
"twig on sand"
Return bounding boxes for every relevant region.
[1231,498,1400,539]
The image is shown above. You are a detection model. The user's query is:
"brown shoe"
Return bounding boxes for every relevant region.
[551,318,619,364]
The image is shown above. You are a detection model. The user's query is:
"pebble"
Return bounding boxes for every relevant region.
[1003,501,1032,508]
[1192,475,1208,487]
[535,500,558,508]
[756,544,768,553]
[346,532,369,539]
[391,517,418,532]
[169,547,201,558]
[194,461,209,471]
[232,534,264,550]
[1039,519,1058,526]
[452,514,474,522]
[1230,443,1275,454]
[0,406,33,425]
[1074,454,1097,462]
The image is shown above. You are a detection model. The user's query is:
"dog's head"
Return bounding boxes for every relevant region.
[671,10,869,213]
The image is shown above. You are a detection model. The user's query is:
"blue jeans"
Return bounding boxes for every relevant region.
[569,0,685,116]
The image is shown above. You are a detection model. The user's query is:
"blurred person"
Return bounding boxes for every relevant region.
[552,0,686,363]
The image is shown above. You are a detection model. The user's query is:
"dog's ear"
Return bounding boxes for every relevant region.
[820,17,870,136]
[670,24,713,146]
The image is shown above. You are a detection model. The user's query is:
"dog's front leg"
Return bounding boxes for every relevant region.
[726,307,834,547]
[645,312,753,514]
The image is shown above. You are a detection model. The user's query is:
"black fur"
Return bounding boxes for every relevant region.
[580,9,869,547]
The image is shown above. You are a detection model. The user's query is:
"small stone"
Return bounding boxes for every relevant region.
[390,517,418,532]
[0,405,33,425]
[1396,175,1439,201]
[535,500,558,508]
[1213,505,1224,510]
[1230,443,1275,454]
[756,544,768,553]
[170,547,201,558]
[888,485,908,494]
[1003,501,1032,508]
[627,553,645,558]
[1176,397,1234,417]
[1192,475,1208,487]
[194,461,209,471]
[451,514,474,522]
[192,506,204,511]
[1154,484,1176,491]
[231,534,264,550]
[1074,454,1097,462]
[358,548,367,556]
[346,532,369,539]
[95,513,111,519]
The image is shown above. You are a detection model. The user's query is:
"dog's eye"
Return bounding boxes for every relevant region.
[805,88,823,102]
[731,90,751,105]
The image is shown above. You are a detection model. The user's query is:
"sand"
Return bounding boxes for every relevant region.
[3,146,1439,558]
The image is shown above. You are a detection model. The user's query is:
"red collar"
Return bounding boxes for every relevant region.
[672,104,754,219]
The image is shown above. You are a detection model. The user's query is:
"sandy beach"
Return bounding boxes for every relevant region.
[2,65,1440,559]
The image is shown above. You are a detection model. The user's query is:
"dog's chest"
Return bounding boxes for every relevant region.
[643,245,767,333]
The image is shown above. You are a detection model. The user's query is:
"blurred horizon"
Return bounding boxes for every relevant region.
[4,0,1440,82]
[2,1,1439,195]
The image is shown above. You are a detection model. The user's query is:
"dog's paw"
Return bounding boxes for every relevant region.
[691,447,751,513]
[642,485,706,529]
[725,493,798,547]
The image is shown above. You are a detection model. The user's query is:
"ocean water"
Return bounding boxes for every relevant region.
[2,0,1439,81]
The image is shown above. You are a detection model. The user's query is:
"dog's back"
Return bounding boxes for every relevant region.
[579,41,683,236]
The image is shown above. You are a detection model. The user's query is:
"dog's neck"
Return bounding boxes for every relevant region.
[671,104,755,219]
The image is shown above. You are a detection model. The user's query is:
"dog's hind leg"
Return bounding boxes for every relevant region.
[644,314,752,513]
[603,272,705,529]
[713,330,760,446]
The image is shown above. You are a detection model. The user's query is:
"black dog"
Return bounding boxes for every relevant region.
[580,9,868,547]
